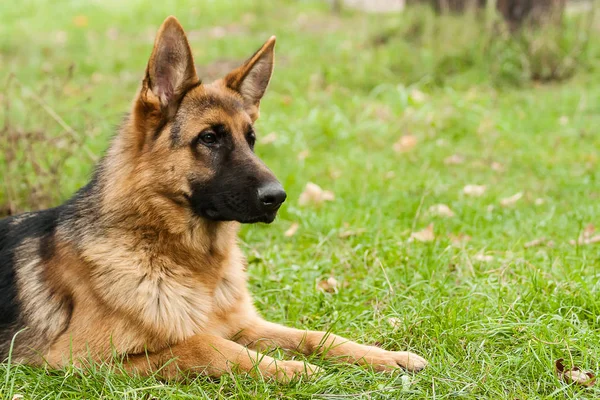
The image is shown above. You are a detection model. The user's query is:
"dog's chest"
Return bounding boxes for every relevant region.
[136,263,248,342]
[86,243,249,344]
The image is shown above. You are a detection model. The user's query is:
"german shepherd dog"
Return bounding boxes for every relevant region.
[0,17,427,381]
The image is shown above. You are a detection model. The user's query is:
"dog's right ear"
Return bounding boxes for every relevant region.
[137,16,199,122]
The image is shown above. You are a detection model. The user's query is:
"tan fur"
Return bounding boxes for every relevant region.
[10,16,427,381]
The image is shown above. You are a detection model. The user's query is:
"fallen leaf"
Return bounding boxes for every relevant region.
[91,72,104,83]
[73,15,88,27]
[556,359,596,387]
[477,117,496,135]
[371,105,393,121]
[41,62,52,73]
[463,184,486,197]
[449,233,472,245]
[298,182,335,206]
[444,154,465,165]
[329,168,342,180]
[393,135,418,153]
[297,150,310,161]
[54,31,68,45]
[570,223,600,246]
[500,192,523,207]
[473,253,494,262]
[106,27,119,40]
[284,222,299,237]
[524,238,547,248]
[410,89,427,103]
[339,228,366,238]
[260,132,278,144]
[410,224,435,242]
[428,204,455,218]
[387,317,402,329]
[535,198,545,206]
[491,162,504,172]
[317,277,338,293]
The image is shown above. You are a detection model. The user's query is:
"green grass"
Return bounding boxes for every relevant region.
[1,0,600,398]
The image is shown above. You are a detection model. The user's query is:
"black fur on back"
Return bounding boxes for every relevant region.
[0,164,105,361]
[0,206,61,357]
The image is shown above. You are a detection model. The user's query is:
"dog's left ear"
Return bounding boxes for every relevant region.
[223,36,276,121]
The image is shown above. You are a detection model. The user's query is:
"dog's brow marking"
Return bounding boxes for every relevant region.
[170,119,182,147]
[192,93,244,116]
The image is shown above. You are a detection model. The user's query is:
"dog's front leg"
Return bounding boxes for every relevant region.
[123,333,320,382]
[236,320,427,372]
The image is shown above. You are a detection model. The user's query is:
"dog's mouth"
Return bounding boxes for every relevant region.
[185,185,283,224]
[199,206,279,224]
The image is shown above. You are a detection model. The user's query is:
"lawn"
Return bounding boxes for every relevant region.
[1,0,600,398]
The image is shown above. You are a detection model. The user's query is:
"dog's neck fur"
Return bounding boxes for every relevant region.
[66,115,240,266]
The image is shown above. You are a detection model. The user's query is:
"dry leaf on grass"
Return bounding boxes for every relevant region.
[410,89,427,103]
[524,237,552,248]
[54,31,68,45]
[339,228,366,238]
[329,168,342,180]
[570,223,600,246]
[371,105,393,121]
[106,27,119,40]
[284,222,299,237]
[449,233,472,245]
[463,184,486,197]
[473,253,494,262]
[491,162,504,172]
[73,15,89,27]
[387,317,402,329]
[556,359,596,387]
[298,182,335,206]
[317,277,338,293]
[444,154,465,165]
[297,150,310,161]
[428,204,455,218]
[500,192,523,207]
[260,132,278,144]
[410,224,435,242]
[401,375,412,391]
[393,135,418,153]
[535,198,545,206]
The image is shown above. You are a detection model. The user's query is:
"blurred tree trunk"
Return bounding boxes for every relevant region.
[435,0,486,12]
[496,0,566,30]
[407,0,566,27]
[406,0,486,12]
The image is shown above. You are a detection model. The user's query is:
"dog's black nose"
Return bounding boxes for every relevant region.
[257,182,287,211]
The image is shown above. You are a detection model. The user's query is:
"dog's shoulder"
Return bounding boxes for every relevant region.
[0,208,60,323]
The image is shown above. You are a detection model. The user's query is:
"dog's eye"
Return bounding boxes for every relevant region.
[246,131,256,148]
[199,132,217,145]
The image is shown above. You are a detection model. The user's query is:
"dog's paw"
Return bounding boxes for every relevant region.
[268,360,323,383]
[363,350,428,373]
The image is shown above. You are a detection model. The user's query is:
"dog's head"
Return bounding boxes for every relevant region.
[128,16,285,224]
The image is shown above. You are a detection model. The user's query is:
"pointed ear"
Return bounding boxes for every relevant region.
[223,36,276,121]
[142,16,199,115]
